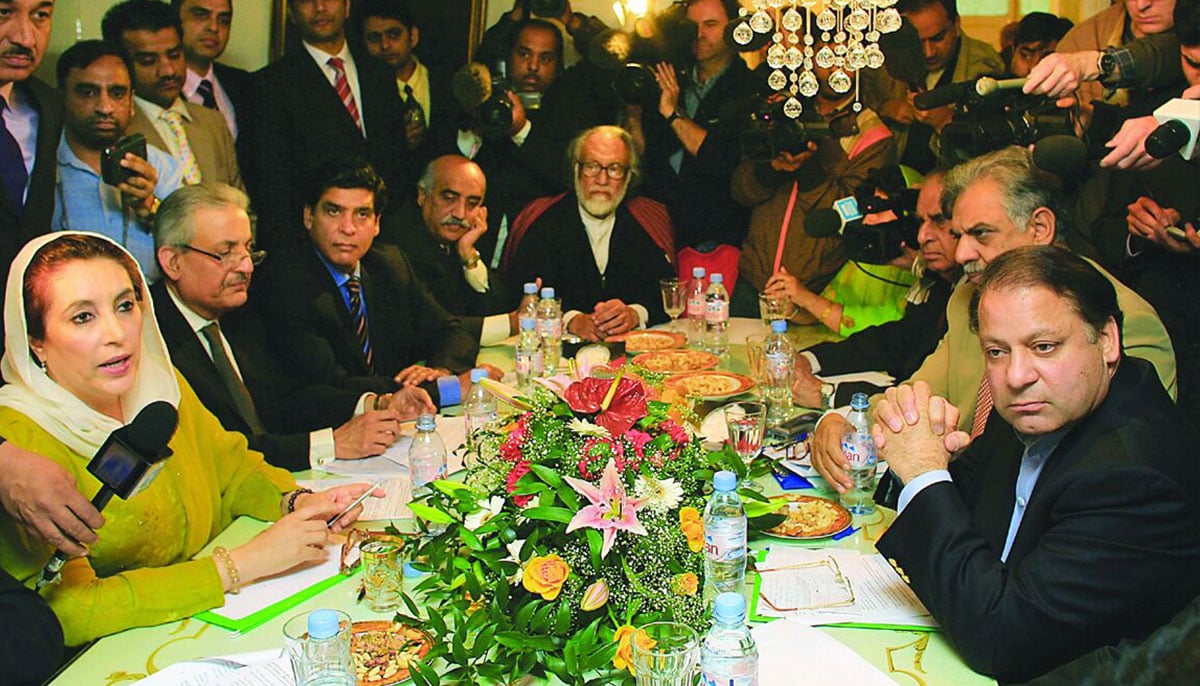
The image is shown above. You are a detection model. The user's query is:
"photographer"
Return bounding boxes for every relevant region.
[51,40,182,282]
[731,42,897,316]
[475,0,608,71]
[623,0,759,262]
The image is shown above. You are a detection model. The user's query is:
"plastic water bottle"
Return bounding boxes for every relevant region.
[518,282,539,325]
[703,471,746,603]
[300,609,355,685]
[463,368,497,451]
[841,392,878,515]
[409,414,447,489]
[535,287,562,373]
[700,593,759,686]
[515,317,544,390]
[705,273,730,354]
[687,266,708,346]
[763,319,794,424]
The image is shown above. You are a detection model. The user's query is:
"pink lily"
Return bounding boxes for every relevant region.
[563,458,647,558]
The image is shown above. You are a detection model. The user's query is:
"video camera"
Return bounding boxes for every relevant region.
[915,76,1074,163]
[739,99,859,162]
[527,0,567,18]
[451,61,543,138]
[588,3,696,107]
[805,166,920,265]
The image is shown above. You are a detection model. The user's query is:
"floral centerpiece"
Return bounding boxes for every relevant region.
[399,367,780,685]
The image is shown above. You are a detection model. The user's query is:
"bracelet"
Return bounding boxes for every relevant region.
[287,487,313,513]
[213,546,241,594]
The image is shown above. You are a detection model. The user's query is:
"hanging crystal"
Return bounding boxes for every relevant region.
[783,96,804,118]
[768,69,788,90]
[798,70,819,97]
[866,43,885,69]
[846,43,868,70]
[785,46,804,69]
[782,7,804,32]
[816,9,837,31]
[732,21,754,45]
[829,69,853,93]
[846,8,870,31]
[767,0,786,8]
[876,8,902,33]
[767,43,786,69]
[815,45,835,69]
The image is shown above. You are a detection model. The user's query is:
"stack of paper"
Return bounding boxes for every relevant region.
[753,620,896,685]
[318,415,468,478]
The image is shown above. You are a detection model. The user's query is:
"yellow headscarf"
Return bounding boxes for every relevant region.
[0,232,181,456]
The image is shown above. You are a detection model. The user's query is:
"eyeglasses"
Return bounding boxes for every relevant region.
[182,244,267,268]
[577,161,630,180]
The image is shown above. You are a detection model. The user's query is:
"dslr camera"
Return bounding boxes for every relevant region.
[740,99,858,162]
[598,3,696,107]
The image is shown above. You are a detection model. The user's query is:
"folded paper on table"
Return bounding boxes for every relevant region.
[753,620,896,685]
[319,415,467,477]
[752,547,937,629]
[192,518,349,633]
[297,475,415,521]
[133,650,291,686]
[818,370,895,388]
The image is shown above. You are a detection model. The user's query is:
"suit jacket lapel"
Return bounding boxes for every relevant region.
[293,51,364,140]
[309,247,372,373]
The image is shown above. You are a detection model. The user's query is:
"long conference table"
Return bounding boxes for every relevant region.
[50,318,995,685]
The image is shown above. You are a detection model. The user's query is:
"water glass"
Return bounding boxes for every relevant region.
[361,540,403,612]
[631,621,700,686]
[660,278,686,332]
[283,609,354,686]
[758,292,793,329]
[744,334,767,384]
[724,402,766,465]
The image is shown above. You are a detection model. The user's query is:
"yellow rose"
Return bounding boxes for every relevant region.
[522,553,570,601]
[612,624,656,674]
[671,572,699,596]
[679,506,701,524]
[680,507,704,553]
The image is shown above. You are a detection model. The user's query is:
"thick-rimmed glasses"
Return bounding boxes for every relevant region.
[182,244,267,268]
[576,161,630,179]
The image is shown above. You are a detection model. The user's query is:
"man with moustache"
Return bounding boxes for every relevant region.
[174,0,251,141]
[102,0,240,191]
[247,0,410,250]
[809,146,1176,496]
[152,183,433,470]
[52,39,183,280]
[870,246,1200,682]
[505,126,675,341]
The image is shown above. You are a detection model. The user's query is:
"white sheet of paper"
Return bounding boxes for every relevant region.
[296,475,415,521]
[133,650,288,686]
[318,415,467,477]
[753,620,896,686]
[756,548,936,628]
[209,554,342,622]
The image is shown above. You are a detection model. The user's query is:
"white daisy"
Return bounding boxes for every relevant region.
[568,418,610,438]
[634,475,684,513]
[463,496,505,531]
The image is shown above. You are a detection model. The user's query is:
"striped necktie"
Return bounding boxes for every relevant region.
[196,79,218,110]
[161,109,202,184]
[0,96,29,214]
[201,321,266,434]
[345,276,373,371]
[328,57,363,134]
[969,374,994,439]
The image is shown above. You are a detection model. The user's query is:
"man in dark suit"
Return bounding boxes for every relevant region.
[506,126,675,342]
[245,0,411,250]
[0,0,61,275]
[252,159,483,407]
[174,0,251,142]
[102,0,242,190]
[152,183,433,471]
[872,246,1200,683]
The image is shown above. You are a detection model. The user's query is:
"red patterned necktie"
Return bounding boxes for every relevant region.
[970,374,993,439]
[327,57,363,134]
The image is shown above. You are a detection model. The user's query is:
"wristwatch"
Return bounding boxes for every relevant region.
[1097,50,1117,81]
[460,250,481,269]
[664,110,683,125]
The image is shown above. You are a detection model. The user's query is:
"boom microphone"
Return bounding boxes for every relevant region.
[36,401,178,589]
[1032,134,1088,176]
[451,62,494,111]
[913,76,1024,110]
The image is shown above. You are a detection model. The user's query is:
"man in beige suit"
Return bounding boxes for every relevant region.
[811,146,1176,494]
[102,0,241,190]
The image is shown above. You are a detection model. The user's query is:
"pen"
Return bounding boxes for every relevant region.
[326,481,382,528]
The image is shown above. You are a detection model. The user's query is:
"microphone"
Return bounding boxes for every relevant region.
[913,76,1022,110]
[804,207,847,238]
[1032,134,1088,176]
[1145,98,1200,160]
[973,76,1028,97]
[36,401,178,589]
[451,62,495,112]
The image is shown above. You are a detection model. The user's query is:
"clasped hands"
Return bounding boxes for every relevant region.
[872,381,972,485]
[568,299,639,341]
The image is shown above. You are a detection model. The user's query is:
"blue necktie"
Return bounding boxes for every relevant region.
[345,276,373,372]
[0,97,29,214]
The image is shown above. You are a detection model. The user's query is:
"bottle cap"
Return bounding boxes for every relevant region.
[540,287,555,299]
[470,368,488,383]
[523,282,538,295]
[416,413,437,431]
[710,273,724,284]
[850,392,869,410]
[713,470,737,492]
[770,319,787,333]
[307,609,342,639]
[712,592,747,623]
[403,562,426,578]
[692,266,706,278]
[520,317,536,331]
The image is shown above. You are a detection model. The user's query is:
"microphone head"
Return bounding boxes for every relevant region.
[451,62,494,111]
[586,28,632,72]
[125,401,179,457]
[804,207,845,238]
[1145,120,1191,160]
[1032,134,1088,176]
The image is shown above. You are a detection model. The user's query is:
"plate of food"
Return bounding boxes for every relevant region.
[607,329,687,352]
[350,620,434,685]
[631,349,720,374]
[762,494,853,540]
[668,371,755,400]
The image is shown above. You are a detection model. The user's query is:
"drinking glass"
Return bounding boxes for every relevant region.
[758,292,793,330]
[660,278,686,332]
[724,401,766,467]
[744,334,767,384]
[361,540,403,611]
[282,609,354,685]
[631,621,700,686]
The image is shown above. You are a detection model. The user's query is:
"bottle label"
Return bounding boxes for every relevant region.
[841,430,878,469]
[516,350,543,376]
[536,319,562,339]
[705,300,729,324]
[703,519,746,562]
[700,673,757,686]
[519,316,536,330]
[765,351,792,382]
[688,296,706,318]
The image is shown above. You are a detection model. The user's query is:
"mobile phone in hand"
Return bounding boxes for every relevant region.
[100,133,147,187]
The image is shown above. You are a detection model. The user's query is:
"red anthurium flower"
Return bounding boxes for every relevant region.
[564,377,648,436]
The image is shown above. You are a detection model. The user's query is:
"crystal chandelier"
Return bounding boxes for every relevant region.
[731,0,903,119]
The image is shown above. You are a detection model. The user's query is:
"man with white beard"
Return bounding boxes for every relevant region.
[505,125,677,341]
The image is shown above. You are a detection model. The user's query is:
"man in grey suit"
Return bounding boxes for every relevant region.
[103,0,242,190]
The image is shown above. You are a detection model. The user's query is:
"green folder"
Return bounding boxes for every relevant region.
[191,517,355,633]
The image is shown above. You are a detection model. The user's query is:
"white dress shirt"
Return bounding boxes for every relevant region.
[184,64,238,139]
[562,204,649,329]
[0,81,38,191]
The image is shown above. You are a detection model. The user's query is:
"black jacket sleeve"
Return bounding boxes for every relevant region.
[0,567,63,685]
